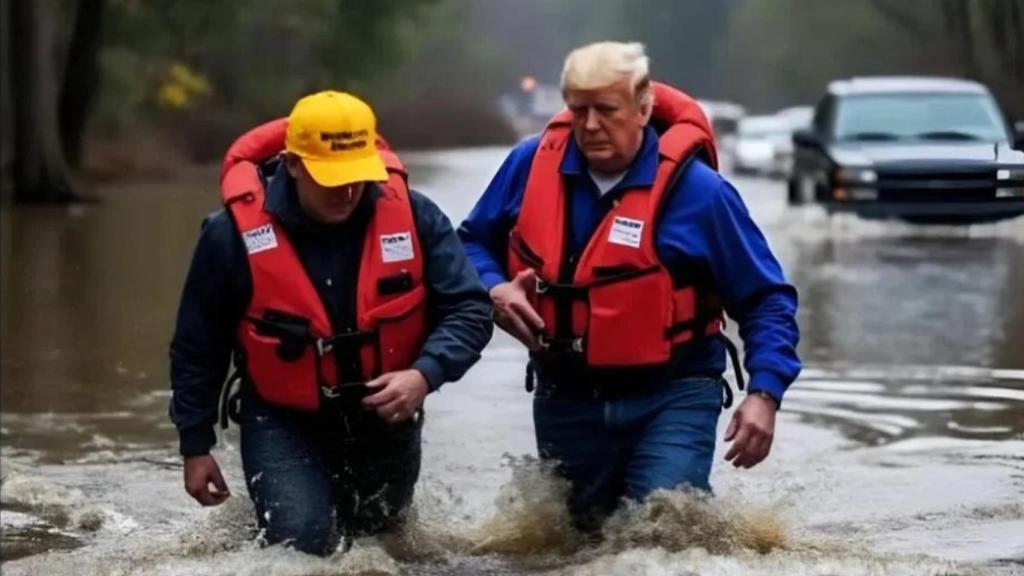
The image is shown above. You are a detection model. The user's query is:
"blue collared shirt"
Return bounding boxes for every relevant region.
[458,126,801,401]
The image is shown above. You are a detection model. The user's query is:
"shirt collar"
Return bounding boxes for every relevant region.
[559,125,659,193]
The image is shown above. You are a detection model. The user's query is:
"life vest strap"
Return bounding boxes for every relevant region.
[717,333,745,409]
[315,330,374,357]
[536,276,588,298]
[218,370,243,430]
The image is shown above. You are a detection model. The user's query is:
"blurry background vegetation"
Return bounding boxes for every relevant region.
[2,0,1022,202]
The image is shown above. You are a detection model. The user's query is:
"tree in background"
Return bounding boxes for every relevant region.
[94,0,438,161]
[720,0,1024,118]
[870,0,1024,117]
[60,0,107,168]
[2,0,439,202]
[9,0,78,203]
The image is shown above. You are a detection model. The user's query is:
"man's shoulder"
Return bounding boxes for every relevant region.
[196,208,243,255]
[201,208,237,235]
[503,134,543,170]
[672,158,732,205]
[407,188,442,217]
[407,188,451,233]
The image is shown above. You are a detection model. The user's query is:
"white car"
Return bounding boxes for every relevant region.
[772,106,815,177]
[734,115,793,177]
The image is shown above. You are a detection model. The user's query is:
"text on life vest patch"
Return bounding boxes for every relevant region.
[381,232,415,263]
[242,224,278,254]
[608,216,644,248]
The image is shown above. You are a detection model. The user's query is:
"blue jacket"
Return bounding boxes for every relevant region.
[170,162,494,456]
[458,126,800,401]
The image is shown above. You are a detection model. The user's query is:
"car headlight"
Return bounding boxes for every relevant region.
[835,168,878,184]
[997,168,1024,181]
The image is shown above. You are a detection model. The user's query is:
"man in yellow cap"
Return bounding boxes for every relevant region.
[168,91,493,555]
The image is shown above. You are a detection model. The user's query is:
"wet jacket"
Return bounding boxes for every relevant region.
[170,161,494,456]
[459,119,800,402]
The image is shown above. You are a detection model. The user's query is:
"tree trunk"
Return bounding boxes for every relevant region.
[941,0,977,78]
[59,0,106,168]
[1,0,13,182]
[11,0,78,203]
[1010,0,1024,82]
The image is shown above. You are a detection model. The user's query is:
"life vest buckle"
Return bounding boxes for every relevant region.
[320,381,367,399]
[315,330,372,357]
[315,338,333,357]
[538,334,584,355]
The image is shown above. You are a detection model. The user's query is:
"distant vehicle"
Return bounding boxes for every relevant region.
[698,99,746,155]
[778,105,814,129]
[734,115,793,177]
[498,80,564,138]
[790,76,1024,223]
[772,106,815,178]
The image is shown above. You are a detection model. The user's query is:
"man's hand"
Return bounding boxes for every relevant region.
[362,369,429,424]
[184,454,230,506]
[723,393,778,469]
[490,269,545,351]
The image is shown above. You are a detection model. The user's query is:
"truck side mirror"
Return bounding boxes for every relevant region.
[792,129,822,149]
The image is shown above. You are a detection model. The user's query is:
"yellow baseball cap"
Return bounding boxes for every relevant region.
[284,91,388,187]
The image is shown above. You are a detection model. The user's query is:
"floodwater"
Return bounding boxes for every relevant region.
[2,148,1023,575]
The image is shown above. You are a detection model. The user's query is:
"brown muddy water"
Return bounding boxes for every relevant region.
[2,148,1023,575]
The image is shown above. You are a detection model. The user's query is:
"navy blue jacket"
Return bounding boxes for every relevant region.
[170,163,493,456]
[458,127,800,401]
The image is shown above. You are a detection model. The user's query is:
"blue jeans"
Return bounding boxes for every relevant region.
[533,376,725,530]
[239,390,422,555]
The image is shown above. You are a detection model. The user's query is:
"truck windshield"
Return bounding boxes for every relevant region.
[835,93,1008,142]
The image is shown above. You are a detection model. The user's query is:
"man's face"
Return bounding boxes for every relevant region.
[284,155,366,224]
[565,79,651,174]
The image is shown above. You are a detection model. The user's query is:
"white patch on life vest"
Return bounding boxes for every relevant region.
[242,224,278,254]
[608,216,644,248]
[380,232,415,263]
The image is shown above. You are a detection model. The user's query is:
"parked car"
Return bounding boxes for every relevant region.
[698,99,746,156]
[789,76,1024,223]
[734,115,793,177]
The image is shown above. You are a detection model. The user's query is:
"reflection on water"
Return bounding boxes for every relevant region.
[1,155,1023,574]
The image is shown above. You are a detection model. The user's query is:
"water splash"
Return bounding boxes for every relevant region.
[599,489,788,556]
[469,454,578,556]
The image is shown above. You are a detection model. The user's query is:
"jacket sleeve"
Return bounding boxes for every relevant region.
[456,136,539,290]
[168,211,247,456]
[658,162,801,404]
[410,190,495,391]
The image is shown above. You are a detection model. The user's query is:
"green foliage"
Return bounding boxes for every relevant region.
[720,0,1024,116]
[94,0,438,151]
[81,0,1023,159]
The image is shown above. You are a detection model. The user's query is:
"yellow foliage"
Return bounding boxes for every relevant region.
[155,62,212,110]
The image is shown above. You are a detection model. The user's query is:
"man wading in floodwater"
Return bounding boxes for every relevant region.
[169,91,492,555]
[459,42,801,529]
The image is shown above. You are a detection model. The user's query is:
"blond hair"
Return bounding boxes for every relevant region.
[560,42,652,107]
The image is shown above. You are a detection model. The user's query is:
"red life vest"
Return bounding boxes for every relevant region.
[507,82,725,371]
[220,118,427,411]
